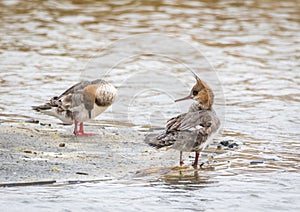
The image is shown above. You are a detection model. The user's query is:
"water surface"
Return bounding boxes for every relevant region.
[0,0,299,211]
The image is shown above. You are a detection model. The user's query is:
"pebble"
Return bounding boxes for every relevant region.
[220,141,229,146]
[220,140,239,148]
[59,143,65,147]
[250,161,264,165]
[76,172,89,175]
[228,143,239,148]
[25,119,39,124]
[51,167,60,172]
[40,123,51,126]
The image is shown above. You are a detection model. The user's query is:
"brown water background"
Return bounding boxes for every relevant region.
[0,0,299,211]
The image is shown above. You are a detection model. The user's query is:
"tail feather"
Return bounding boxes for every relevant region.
[145,132,160,148]
[144,131,174,149]
[32,103,73,125]
[32,96,60,111]
[32,104,52,111]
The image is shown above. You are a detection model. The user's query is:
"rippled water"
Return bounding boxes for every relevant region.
[1,172,299,212]
[0,0,300,211]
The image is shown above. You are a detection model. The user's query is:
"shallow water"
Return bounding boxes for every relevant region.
[1,172,300,212]
[0,0,300,211]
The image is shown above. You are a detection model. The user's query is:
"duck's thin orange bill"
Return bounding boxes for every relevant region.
[174,95,192,102]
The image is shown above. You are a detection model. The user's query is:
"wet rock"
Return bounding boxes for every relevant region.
[250,161,264,165]
[220,141,229,146]
[228,143,239,148]
[220,140,239,149]
[76,172,89,175]
[0,180,56,187]
[59,143,65,147]
[25,119,39,124]
[40,123,51,127]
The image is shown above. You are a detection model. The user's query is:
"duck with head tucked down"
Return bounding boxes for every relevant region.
[33,79,117,136]
[145,72,220,167]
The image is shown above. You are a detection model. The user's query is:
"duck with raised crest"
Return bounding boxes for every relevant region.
[145,71,220,167]
[33,79,117,136]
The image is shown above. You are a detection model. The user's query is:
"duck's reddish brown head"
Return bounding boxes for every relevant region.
[175,72,214,110]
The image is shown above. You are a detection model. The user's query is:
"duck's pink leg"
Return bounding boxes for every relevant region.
[74,122,96,136]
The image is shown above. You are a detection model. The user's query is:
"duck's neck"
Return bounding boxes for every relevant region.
[188,101,212,112]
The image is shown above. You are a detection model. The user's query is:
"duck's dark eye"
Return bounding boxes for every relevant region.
[193,90,198,96]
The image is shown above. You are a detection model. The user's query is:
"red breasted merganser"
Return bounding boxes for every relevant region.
[145,72,220,167]
[33,79,117,136]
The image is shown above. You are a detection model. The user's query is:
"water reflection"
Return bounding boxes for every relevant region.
[162,168,215,186]
[134,165,218,187]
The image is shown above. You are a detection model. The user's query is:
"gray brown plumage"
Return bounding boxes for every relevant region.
[33,79,117,136]
[145,73,220,166]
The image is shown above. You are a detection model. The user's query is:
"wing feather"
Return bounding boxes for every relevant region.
[166,110,213,132]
